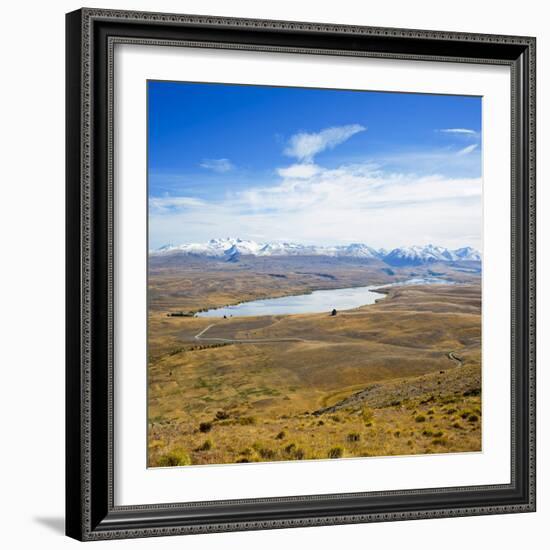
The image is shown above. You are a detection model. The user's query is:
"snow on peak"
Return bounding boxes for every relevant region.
[384,244,480,266]
[151,238,481,265]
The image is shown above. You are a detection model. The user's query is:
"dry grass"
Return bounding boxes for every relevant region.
[147,262,481,467]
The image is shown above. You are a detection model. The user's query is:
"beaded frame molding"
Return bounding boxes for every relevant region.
[66,8,536,541]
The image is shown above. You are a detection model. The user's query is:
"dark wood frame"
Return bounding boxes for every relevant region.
[66,8,536,541]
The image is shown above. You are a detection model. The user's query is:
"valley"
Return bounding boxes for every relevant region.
[148,250,482,467]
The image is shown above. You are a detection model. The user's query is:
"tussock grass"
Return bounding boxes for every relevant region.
[156,448,192,467]
[148,276,481,467]
[195,439,213,452]
[328,447,344,459]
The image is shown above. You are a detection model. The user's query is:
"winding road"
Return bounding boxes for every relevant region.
[195,326,469,366]
[194,323,305,344]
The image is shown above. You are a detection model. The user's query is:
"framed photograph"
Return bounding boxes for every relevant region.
[66,8,536,541]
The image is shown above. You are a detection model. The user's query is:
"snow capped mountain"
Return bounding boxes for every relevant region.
[151,238,481,266]
[155,237,263,258]
[257,242,317,256]
[253,242,381,258]
[338,243,381,259]
[384,245,455,266]
[453,246,482,262]
[383,244,481,266]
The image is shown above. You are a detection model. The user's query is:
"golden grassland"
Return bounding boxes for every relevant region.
[148,267,481,467]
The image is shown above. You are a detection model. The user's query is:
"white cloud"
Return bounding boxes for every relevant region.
[456,144,478,156]
[439,128,477,135]
[240,165,480,213]
[277,163,321,179]
[150,160,481,250]
[149,196,205,214]
[199,158,234,172]
[284,124,365,162]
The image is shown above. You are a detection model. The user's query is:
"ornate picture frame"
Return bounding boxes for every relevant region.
[66,8,536,541]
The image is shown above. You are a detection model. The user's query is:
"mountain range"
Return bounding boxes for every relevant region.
[152,238,481,266]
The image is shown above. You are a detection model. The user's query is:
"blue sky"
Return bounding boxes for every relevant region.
[148,81,482,250]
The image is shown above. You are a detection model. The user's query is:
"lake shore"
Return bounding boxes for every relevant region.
[195,277,456,318]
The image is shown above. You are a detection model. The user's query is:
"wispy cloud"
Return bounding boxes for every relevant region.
[199,158,234,173]
[437,128,480,158]
[284,124,365,162]
[277,163,321,179]
[439,128,478,136]
[240,164,480,212]
[149,195,206,214]
[150,158,481,250]
[457,144,478,156]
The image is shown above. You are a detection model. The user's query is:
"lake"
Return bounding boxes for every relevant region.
[195,277,453,318]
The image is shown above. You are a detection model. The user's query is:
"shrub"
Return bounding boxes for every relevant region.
[415,415,426,423]
[394,430,401,438]
[317,420,325,426]
[468,414,479,423]
[292,448,305,460]
[238,416,257,426]
[196,439,212,452]
[440,396,457,405]
[199,421,212,433]
[422,429,433,437]
[215,410,229,420]
[432,438,446,446]
[452,422,463,429]
[331,415,342,423]
[328,447,344,459]
[258,447,276,459]
[346,432,361,442]
[427,409,435,415]
[157,448,192,467]
[275,431,286,440]
[284,443,296,454]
